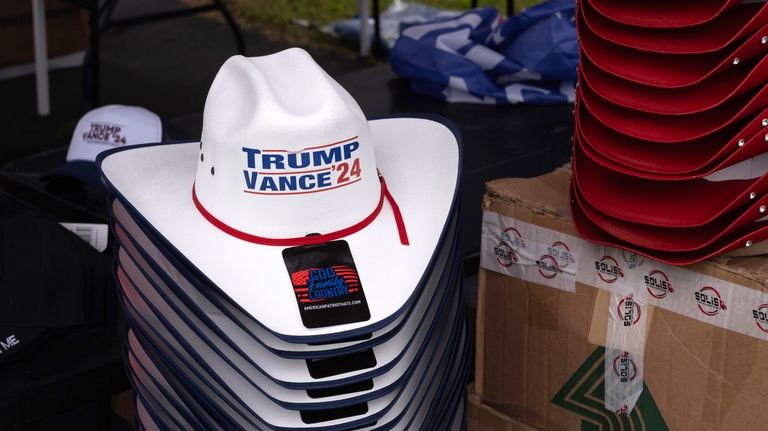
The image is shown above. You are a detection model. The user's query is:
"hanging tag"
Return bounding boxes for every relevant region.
[283,240,371,328]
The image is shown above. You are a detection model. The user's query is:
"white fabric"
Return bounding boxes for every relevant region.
[66,105,162,162]
[705,152,768,181]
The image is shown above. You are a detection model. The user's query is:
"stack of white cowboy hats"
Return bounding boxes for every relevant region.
[98,48,470,430]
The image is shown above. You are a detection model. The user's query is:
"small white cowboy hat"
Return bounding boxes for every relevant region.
[99,48,461,339]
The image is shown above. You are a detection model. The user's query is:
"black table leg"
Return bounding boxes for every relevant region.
[372,0,381,55]
[214,0,245,55]
[89,1,100,105]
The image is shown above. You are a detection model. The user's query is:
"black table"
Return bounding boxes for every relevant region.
[0,327,128,430]
[0,165,125,430]
[1,147,110,223]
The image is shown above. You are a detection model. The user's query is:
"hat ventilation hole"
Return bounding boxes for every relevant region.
[764,133,768,142]
[738,139,745,147]
[750,192,757,199]
[746,240,753,247]
[733,57,741,65]
[760,205,766,213]
[200,153,204,162]
[211,166,215,176]
[762,36,768,45]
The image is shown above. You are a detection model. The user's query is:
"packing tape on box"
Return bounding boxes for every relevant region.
[480,210,768,414]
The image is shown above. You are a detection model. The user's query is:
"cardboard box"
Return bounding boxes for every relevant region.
[476,168,768,430]
[468,385,542,431]
[0,0,87,68]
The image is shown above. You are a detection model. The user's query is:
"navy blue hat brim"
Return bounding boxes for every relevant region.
[43,160,104,189]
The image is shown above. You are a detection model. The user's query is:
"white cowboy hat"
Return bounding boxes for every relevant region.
[99,48,461,340]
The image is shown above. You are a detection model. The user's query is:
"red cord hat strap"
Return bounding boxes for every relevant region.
[192,174,409,247]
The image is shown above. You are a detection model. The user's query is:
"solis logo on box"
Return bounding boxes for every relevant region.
[752,304,768,333]
[618,294,641,327]
[500,227,525,251]
[644,270,674,299]
[241,136,361,194]
[493,227,524,267]
[548,241,575,269]
[694,286,727,316]
[493,241,518,267]
[613,351,637,383]
[621,250,645,270]
[536,254,562,279]
[595,256,624,283]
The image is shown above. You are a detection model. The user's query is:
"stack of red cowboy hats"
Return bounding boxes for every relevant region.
[572,0,768,265]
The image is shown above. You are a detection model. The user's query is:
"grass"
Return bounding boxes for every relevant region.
[227,0,542,31]
[183,0,544,58]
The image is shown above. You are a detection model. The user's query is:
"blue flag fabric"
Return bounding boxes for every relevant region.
[390,1,577,104]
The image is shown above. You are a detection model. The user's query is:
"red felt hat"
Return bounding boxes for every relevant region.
[570,181,768,265]
[579,82,768,143]
[575,99,768,179]
[586,0,741,29]
[572,133,768,252]
[571,141,768,228]
[571,179,768,252]
[581,0,768,54]
[580,53,768,115]
[578,13,768,88]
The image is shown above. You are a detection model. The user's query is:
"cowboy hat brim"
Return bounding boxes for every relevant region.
[571,182,768,265]
[575,103,768,179]
[578,13,768,88]
[581,0,768,54]
[579,83,768,143]
[121,283,465,430]
[572,142,768,227]
[115,243,459,394]
[99,114,461,341]
[587,0,740,29]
